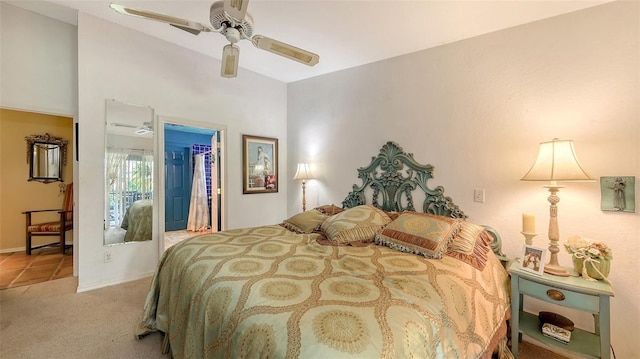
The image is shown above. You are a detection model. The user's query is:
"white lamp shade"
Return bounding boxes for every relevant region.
[521,138,593,182]
[293,162,313,180]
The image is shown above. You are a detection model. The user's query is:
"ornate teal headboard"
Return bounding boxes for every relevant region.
[342,141,466,218]
[341,141,507,261]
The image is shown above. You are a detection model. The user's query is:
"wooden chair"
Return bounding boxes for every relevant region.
[23,183,73,255]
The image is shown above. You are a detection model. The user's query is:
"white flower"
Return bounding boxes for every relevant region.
[588,248,601,257]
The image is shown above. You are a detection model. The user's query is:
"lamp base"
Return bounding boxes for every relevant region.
[544,263,570,277]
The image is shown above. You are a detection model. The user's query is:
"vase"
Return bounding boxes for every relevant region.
[572,256,611,279]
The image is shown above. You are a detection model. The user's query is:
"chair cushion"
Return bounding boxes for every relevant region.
[28,221,73,233]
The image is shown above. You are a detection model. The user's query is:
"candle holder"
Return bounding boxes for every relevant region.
[521,232,537,246]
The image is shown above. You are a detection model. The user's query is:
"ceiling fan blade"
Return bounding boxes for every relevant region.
[223,0,250,23]
[109,3,213,35]
[170,24,203,36]
[110,123,137,128]
[252,35,319,66]
[221,44,240,78]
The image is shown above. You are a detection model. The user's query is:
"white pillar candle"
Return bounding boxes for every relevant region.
[522,213,535,233]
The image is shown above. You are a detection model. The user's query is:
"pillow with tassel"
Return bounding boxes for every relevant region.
[321,205,392,244]
[375,212,462,259]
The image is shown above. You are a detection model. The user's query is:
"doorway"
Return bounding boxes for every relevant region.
[0,108,76,282]
[159,118,225,251]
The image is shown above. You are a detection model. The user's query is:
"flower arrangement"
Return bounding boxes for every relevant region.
[564,235,612,280]
[564,236,613,260]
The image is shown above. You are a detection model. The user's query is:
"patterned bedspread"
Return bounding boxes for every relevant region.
[139,225,511,358]
[121,199,153,242]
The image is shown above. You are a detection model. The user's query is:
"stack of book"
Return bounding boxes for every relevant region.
[542,323,572,344]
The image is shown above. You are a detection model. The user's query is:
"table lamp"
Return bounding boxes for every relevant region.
[521,138,594,276]
[293,162,313,211]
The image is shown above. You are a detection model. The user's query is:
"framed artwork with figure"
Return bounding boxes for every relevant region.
[243,134,278,194]
[600,176,635,213]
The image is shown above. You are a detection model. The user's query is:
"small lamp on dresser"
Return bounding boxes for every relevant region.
[521,138,595,276]
[293,162,313,211]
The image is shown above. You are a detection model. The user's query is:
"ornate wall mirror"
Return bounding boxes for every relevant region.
[25,133,68,183]
[104,99,156,246]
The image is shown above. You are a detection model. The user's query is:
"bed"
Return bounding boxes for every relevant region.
[137,142,512,359]
[121,199,153,242]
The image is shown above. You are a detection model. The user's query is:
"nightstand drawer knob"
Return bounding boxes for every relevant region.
[547,289,565,301]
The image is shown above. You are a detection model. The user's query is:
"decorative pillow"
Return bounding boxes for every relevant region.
[445,221,493,270]
[280,209,329,234]
[314,204,345,217]
[448,221,488,255]
[375,212,462,259]
[320,205,392,244]
[384,211,401,221]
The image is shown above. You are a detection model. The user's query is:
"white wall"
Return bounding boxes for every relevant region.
[0,3,77,115]
[287,1,639,358]
[76,13,288,291]
[1,2,79,272]
[1,2,288,292]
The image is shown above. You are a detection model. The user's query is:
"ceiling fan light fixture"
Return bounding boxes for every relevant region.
[224,0,250,24]
[221,44,240,78]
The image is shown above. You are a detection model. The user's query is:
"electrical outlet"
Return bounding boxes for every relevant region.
[104,251,112,263]
[474,189,485,203]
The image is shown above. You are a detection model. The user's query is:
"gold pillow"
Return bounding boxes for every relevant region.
[281,209,328,234]
[321,205,392,244]
[375,212,462,259]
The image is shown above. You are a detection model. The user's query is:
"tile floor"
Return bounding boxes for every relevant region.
[0,247,73,290]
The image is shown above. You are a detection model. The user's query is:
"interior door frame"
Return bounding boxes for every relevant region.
[157,115,226,255]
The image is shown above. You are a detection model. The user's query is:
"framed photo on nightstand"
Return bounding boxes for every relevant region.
[520,245,546,275]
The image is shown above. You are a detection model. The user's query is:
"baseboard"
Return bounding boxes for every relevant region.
[0,246,25,254]
[76,271,155,293]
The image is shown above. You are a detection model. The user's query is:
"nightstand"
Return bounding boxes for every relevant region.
[508,260,614,359]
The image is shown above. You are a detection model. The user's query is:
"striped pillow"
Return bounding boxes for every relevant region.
[445,221,493,270]
[375,212,462,259]
[321,205,392,244]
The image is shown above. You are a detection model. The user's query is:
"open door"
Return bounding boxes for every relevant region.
[164,145,191,231]
[159,117,226,252]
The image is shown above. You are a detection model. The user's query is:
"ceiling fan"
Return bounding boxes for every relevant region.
[110,121,154,135]
[110,1,320,78]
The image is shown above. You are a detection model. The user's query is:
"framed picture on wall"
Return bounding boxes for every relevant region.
[242,134,278,194]
[519,245,547,275]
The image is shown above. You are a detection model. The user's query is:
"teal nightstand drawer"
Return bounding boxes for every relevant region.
[519,277,599,313]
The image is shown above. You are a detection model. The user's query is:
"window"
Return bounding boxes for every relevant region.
[107,149,153,227]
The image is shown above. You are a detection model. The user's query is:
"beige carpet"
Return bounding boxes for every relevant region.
[0,276,568,359]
